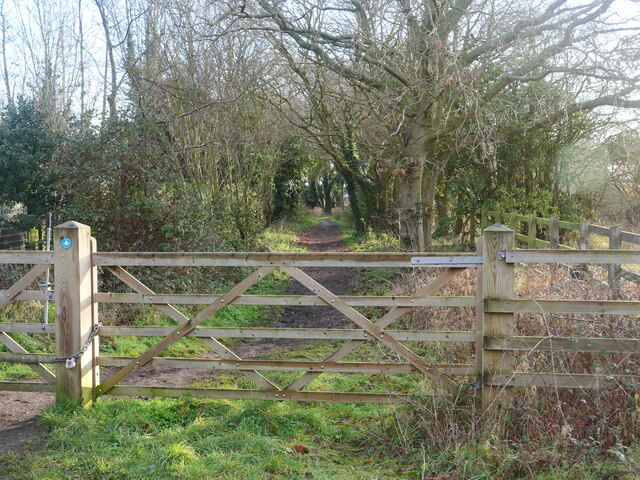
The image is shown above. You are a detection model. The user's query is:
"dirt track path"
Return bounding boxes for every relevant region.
[0,218,355,457]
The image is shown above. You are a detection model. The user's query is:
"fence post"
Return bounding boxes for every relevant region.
[509,213,520,238]
[54,221,99,406]
[579,221,591,250]
[550,216,560,249]
[608,225,622,298]
[475,237,484,381]
[527,215,537,248]
[482,224,515,411]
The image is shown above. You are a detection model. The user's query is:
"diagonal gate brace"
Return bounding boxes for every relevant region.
[0,265,54,384]
[0,264,49,311]
[0,332,56,384]
[284,268,466,391]
[104,266,278,390]
[281,267,456,390]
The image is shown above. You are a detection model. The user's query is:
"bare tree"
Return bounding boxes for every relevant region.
[241,0,640,250]
[94,0,119,121]
[0,0,13,106]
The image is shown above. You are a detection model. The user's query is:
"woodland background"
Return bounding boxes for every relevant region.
[0,0,640,251]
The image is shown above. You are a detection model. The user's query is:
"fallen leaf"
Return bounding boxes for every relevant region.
[292,444,309,454]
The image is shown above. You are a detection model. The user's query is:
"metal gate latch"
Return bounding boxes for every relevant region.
[411,256,483,265]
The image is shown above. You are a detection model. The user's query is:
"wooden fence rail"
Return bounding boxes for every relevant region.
[0,221,639,410]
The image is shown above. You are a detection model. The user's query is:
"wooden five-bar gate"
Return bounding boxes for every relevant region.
[1,221,639,408]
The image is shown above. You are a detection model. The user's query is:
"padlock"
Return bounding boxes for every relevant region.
[65,358,76,369]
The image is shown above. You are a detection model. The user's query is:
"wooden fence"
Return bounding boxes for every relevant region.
[0,221,639,409]
[0,227,26,250]
[472,209,640,292]
[0,202,27,250]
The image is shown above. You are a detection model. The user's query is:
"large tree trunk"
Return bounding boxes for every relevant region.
[399,160,424,251]
[421,166,439,252]
[359,181,379,231]
[335,181,345,208]
[343,172,365,234]
[322,171,332,214]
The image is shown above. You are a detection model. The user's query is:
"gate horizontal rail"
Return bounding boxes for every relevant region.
[486,373,640,389]
[95,293,476,307]
[0,382,55,393]
[0,251,53,264]
[106,386,418,404]
[92,251,481,268]
[96,326,476,342]
[0,322,475,342]
[96,356,476,375]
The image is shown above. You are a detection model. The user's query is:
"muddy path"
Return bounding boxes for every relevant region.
[0,218,357,456]
[233,218,358,357]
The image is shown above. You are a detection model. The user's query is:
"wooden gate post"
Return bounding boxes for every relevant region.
[54,221,99,406]
[482,224,515,411]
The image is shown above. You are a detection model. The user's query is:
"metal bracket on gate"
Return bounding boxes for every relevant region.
[38,282,55,300]
[411,256,483,266]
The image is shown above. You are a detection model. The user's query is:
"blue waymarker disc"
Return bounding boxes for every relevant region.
[61,238,72,249]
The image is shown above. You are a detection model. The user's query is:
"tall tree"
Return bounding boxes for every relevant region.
[0,99,60,225]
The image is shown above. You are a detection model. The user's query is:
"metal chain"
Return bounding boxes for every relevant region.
[53,322,101,364]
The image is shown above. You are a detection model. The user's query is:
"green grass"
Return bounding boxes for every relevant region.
[259,212,319,252]
[330,211,399,252]
[1,393,636,480]
[0,397,412,480]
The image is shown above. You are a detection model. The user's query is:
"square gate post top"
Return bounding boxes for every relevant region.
[54,221,90,231]
[484,224,513,233]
